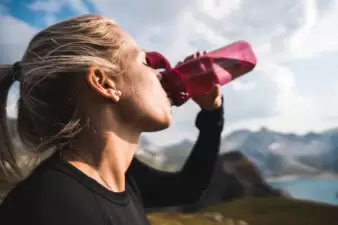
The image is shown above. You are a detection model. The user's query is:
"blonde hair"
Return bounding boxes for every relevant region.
[0,14,124,198]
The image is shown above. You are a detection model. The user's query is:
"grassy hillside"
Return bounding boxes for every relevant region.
[147,197,338,225]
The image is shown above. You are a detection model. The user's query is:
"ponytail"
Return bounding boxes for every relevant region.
[0,65,22,199]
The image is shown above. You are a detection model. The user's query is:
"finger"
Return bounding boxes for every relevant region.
[184,54,194,62]
[213,84,221,95]
[175,61,182,67]
[208,83,220,93]
[190,51,200,60]
[195,83,219,98]
[183,51,205,63]
[208,84,221,98]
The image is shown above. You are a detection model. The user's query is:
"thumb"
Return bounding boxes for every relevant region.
[209,83,221,98]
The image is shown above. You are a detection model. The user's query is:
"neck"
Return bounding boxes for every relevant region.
[63,124,140,192]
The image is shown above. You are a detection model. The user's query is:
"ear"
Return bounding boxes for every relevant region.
[86,66,121,102]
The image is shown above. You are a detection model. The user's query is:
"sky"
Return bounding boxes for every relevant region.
[1,0,338,146]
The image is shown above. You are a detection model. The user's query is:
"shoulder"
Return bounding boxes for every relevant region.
[0,168,102,225]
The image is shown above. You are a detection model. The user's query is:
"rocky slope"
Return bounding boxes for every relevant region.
[145,151,286,213]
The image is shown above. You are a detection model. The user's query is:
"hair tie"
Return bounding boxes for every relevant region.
[12,61,22,81]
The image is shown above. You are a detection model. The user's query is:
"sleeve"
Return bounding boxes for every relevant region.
[128,97,225,208]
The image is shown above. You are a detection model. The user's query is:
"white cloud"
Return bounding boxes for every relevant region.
[0,15,38,63]
[198,0,242,20]
[6,102,17,118]
[2,0,338,146]
[133,0,338,144]
[27,0,90,25]
[230,80,256,91]
[28,0,90,14]
[28,0,64,13]
[261,63,312,117]
[0,14,34,118]
[312,86,338,120]
[287,0,338,59]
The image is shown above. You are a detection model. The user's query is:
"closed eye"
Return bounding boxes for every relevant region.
[143,57,151,67]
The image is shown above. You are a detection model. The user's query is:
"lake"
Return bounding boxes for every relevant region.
[269,175,338,206]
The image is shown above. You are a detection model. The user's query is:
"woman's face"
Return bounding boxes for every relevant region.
[115,29,173,132]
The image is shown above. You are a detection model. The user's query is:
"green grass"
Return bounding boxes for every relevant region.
[147,197,338,225]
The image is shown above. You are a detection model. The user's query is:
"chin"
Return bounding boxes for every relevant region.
[143,116,172,132]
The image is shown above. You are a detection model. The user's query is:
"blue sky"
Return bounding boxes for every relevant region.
[1,0,338,146]
[2,0,97,28]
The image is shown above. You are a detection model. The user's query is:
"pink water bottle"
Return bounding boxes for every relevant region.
[146,40,257,106]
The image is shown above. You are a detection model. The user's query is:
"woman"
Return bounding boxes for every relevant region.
[0,14,224,225]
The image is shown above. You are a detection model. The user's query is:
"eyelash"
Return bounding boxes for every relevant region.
[143,58,151,67]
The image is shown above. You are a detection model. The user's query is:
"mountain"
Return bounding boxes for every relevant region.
[221,127,338,177]
[142,150,286,214]
[139,127,338,177]
[177,151,286,213]
[5,118,338,177]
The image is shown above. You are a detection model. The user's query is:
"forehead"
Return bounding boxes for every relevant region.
[119,30,143,60]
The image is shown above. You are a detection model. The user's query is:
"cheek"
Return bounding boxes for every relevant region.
[137,73,164,98]
[124,68,166,107]
[136,82,166,116]
[120,71,144,99]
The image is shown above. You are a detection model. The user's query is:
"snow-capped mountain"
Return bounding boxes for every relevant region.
[221,127,338,177]
[138,127,338,177]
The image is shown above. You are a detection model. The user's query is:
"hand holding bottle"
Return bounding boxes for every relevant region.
[146,40,257,107]
[176,51,222,110]
[175,51,207,67]
[192,83,222,111]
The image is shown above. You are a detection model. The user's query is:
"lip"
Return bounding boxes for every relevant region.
[167,95,173,106]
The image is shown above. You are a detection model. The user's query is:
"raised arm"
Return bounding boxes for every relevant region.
[128,85,224,208]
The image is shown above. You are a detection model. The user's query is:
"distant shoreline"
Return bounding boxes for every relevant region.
[266,172,338,182]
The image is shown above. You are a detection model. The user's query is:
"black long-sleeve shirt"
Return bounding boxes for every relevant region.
[0,102,224,225]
